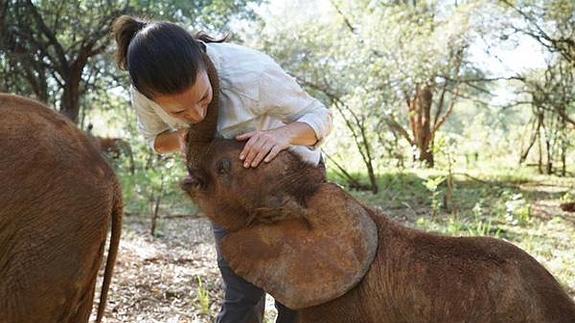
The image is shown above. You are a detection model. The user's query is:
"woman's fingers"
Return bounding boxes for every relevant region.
[236,130,287,167]
[264,145,282,163]
[242,135,265,167]
[237,131,256,161]
[250,142,275,167]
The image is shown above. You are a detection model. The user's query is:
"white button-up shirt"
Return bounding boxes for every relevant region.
[131,42,332,165]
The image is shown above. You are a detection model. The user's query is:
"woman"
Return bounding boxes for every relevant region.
[112,15,332,323]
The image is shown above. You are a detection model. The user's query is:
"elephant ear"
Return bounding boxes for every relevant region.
[221,183,378,309]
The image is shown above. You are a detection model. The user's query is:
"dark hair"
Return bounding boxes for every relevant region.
[112,15,226,99]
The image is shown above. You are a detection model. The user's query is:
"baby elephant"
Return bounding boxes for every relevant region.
[182,139,575,323]
[0,94,122,322]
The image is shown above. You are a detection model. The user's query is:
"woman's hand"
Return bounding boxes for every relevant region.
[235,122,318,168]
[236,128,290,168]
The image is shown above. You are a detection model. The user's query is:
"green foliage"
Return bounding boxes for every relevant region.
[116,146,192,217]
[239,0,502,177]
[88,97,195,220]
[502,191,533,225]
[560,191,575,203]
[0,0,262,123]
[130,0,263,32]
[0,0,133,121]
[423,175,446,216]
[196,276,211,316]
[498,0,575,63]
[416,216,503,239]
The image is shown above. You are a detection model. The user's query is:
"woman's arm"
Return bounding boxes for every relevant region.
[131,87,189,155]
[236,61,332,168]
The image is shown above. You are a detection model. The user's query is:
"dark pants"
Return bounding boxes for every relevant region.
[213,224,298,323]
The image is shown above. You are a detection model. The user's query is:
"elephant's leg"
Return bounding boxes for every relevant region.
[64,237,108,322]
[64,284,97,323]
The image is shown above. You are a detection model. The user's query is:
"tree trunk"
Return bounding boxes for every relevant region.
[366,162,378,194]
[537,126,543,174]
[560,119,567,176]
[60,83,81,123]
[59,54,88,123]
[542,115,552,175]
[150,174,165,237]
[324,153,370,192]
[561,140,566,176]
[408,84,434,167]
[419,148,434,168]
[519,113,543,164]
[545,138,552,175]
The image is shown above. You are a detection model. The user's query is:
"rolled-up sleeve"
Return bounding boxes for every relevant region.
[255,64,332,149]
[131,87,170,151]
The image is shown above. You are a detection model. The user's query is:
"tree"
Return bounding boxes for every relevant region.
[353,0,483,168]
[499,0,575,65]
[243,0,391,192]
[0,0,262,123]
[245,0,483,185]
[0,0,130,122]
[489,0,575,174]
[517,59,574,175]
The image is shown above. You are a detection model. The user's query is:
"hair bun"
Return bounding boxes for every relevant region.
[112,15,149,70]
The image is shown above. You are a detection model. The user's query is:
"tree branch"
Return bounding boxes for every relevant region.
[24,0,69,76]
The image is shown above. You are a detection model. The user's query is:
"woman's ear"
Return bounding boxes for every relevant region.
[221,183,378,309]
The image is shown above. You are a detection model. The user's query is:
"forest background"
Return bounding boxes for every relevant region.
[1,0,574,321]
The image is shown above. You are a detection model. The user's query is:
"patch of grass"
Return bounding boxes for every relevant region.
[332,165,575,298]
[328,170,431,210]
[196,276,212,317]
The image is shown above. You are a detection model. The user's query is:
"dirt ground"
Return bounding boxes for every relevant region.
[94,215,279,322]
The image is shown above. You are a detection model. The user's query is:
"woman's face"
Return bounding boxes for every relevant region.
[153,70,213,124]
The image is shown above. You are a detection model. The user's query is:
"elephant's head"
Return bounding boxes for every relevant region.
[181,141,378,309]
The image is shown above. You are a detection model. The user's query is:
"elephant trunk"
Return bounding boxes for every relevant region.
[186,53,220,169]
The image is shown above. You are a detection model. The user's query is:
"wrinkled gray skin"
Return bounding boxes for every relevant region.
[0,94,122,322]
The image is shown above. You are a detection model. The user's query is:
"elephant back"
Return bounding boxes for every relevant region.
[0,93,120,322]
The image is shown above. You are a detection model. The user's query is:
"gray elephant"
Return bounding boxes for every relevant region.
[0,94,122,322]
[181,139,575,323]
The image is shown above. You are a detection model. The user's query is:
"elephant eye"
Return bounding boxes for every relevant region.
[216,158,232,175]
